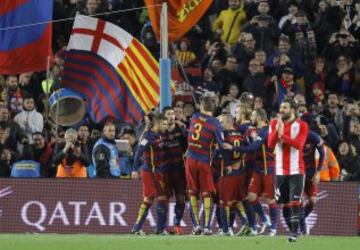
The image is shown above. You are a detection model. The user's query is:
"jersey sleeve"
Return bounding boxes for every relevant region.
[268,119,279,149]
[310,131,325,171]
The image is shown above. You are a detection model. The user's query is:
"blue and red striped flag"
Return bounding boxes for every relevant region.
[62,15,170,124]
[0,0,53,74]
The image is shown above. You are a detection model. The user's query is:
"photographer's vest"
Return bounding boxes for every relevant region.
[92,138,120,177]
[56,158,87,178]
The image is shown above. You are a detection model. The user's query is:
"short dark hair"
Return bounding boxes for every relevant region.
[32,131,44,137]
[162,106,173,114]
[152,113,167,123]
[281,99,298,110]
[200,96,216,112]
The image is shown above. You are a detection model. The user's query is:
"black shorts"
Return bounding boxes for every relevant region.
[275,174,304,204]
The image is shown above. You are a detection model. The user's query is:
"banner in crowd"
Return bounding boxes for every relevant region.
[0,179,358,235]
[145,0,213,42]
[0,0,53,74]
[63,15,163,124]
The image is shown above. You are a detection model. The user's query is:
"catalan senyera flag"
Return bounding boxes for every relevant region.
[62,15,170,124]
[0,0,53,74]
[145,0,213,42]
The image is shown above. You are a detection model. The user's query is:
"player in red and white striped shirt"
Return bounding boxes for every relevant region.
[268,100,308,242]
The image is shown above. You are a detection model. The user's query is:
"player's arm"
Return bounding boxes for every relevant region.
[267,119,279,149]
[311,131,325,171]
[133,133,150,172]
[280,122,308,149]
[233,133,266,153]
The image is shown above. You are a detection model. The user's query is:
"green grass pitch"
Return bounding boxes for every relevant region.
[1,234,359,250]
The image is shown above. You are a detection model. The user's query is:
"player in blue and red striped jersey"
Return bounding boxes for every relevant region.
[162,107,188,235]
[132,113,170,235]
[299,128,325,235]
[217,114,248,236]
[233,103,258,235]
[234,108,278,236]
[185,96,232,235]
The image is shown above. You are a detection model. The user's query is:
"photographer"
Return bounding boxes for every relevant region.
[242,2,280,55]
[323,29,359,64]
[53,128,89,178]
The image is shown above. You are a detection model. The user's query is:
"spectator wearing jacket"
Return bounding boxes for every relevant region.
[14,95,43,143]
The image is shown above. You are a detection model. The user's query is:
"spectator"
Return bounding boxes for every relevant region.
[220,83,240,117]
[326,55,354,96]
[266,35,305,77]
[243,1,280,55]
[218,55,243,94]
[323,29,359,64]
[0,107,28,154]
[175,38,197,67]
[242,58,272,106]
[0,148,13,178]
[53,128,88,178]
[14,95,43,143]
[193,67,221,103]
[233,33,256,78]
[5,75,24,116]
[77,124,92,158]
[31,132,54,177]
[118,128,138,178]
[282,10,317,64]
[305,56,328,104]
[274,67,302,106]
[212,0,247,47]
[321,92,344,132]
[278,1,299,30]
[337,141,360,181]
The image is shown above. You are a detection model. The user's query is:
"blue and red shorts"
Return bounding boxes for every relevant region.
[185,157,215,194]
[248,171,275,200]
[141,170,168,198]
[219,174,246,203]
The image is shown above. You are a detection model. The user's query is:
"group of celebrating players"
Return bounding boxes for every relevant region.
[131,96,324,242]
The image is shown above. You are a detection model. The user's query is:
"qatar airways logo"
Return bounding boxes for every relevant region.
[280,190,329,234]
[0,186,13,218]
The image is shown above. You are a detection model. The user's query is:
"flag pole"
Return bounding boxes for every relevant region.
[45,55,51,122]
[159,2,171,111]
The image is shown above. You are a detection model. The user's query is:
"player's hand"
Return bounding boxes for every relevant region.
[174,120,186,128]
[222,143,233,150]
[131,171,139,179]
[312,172,320,185]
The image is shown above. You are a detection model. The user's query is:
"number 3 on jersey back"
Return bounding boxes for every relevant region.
[191,123,203,141]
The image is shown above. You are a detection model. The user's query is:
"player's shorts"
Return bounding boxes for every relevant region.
[141,170,168,198]
[248,172,275,200]
[167,169,186,197]
[219,174,246,203]
[304,178,317,197]
[185,157,216,194]
[275,174,305,204]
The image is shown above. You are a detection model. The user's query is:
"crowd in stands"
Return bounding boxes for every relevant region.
[0,0,359,180]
